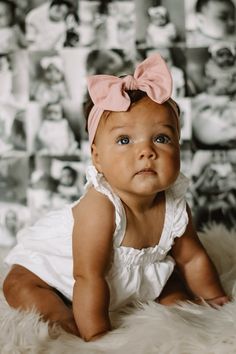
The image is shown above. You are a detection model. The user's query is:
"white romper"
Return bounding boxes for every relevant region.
[4,166,189,311]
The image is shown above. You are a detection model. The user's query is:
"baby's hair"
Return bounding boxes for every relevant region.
[86,49,124,74]
[43,100,63,116]
[195,0,234,12]
[65,9,79,23]
[50,0,74,9]
[151,8,169,19]
[61,165,78,182]
[0,0,16,25]
[83,89,147,133]
[98,0,112,15]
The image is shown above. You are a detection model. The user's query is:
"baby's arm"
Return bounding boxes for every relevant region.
[171,205,229,305]
[72,188,115,341]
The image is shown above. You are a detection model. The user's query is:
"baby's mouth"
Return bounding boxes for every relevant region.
[135,168,157,175]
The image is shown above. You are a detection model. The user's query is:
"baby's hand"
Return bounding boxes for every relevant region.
[205,295,230,308]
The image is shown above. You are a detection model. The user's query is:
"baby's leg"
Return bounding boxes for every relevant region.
[3,265,79,336]
[157,269,192,305]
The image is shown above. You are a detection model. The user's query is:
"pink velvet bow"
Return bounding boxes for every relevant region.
[87,53,174,145]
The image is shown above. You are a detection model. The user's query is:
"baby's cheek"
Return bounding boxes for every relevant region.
[161,154,180,179]
[169,149,180,168]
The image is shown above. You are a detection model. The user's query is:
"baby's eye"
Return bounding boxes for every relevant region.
[154,135,170,144]
[117,136,130,145]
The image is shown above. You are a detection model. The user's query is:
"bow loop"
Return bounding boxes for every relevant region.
[87,75,130,111]
[133,53,172,103]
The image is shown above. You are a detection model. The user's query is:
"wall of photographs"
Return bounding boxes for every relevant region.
[1,0,236,247]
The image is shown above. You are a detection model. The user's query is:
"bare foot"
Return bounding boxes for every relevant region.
[59,317,80,336]
[194,295,230,308]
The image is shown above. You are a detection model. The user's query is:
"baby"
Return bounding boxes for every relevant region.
[25,0,73,50]
[0,209,19,247]
[0,54,12,100]
[146,6,177,48]
[0,0,27,52]
[63,9,80,47]
[205,42,236,96]
[191,151,236,230]
[187,0,235,47]
[36,101,78,155]
[115,7,136,60]
[3,54,229,342]
[192,95,236,147]
[56,165,79,202]
[86,49,127,76]
[31,56,69,105]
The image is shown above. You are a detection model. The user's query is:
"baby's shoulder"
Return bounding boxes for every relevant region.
[72,187,115,224]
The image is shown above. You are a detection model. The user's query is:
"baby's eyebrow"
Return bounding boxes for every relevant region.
[160,123,176,133]
[109,123,177,133]
[109,125,131,132]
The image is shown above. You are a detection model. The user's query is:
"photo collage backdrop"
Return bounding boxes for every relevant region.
[0,0,236,247]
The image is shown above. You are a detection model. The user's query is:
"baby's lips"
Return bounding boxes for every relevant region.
[135,168,157,175]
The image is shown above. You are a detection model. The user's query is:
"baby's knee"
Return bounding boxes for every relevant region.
[3,265,39,307]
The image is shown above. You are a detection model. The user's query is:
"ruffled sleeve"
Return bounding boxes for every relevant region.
[170,172,189,238]
[84,165,126,247]
[84,165,104,190]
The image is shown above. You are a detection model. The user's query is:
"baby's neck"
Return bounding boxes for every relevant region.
[117,189,164,214]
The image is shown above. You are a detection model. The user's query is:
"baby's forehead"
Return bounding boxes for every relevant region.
[217,47,233,55]
[103,98,177,127]
[47,103,61,111]
[203,0,234,11]
[50,2,69,8]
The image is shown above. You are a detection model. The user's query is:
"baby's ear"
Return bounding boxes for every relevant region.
[195,13,206,28]
[91,144,102,173]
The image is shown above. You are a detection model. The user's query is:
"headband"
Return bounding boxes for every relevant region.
[87,53,180,145]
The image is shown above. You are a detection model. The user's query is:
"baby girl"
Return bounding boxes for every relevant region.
[3,54,229,341]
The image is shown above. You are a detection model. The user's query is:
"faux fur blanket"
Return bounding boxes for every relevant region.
[0,224,236,354]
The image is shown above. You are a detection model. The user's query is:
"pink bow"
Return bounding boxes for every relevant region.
[87,53,174,145]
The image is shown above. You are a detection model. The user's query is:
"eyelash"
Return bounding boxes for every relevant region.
[116,135,171,145]
[117,136,130,145]
[154,135,171,144]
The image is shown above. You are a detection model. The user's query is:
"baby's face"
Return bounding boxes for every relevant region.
[66,13,77,28]
[44,64,63,83]
[214,48,235,67]
[60,168,76,186]
[92,97,180,198]
[0,2,13,28]
[49,3,69,22]
[198,1,235,38]
[46,103,62,120]
[97,51,124,75]
[151,13,167,26]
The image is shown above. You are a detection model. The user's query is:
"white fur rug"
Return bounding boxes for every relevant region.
[0,224,236,354]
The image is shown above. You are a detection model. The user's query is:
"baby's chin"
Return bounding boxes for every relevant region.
[201,28,232,39]
[49,15,64,22]
[219,62,234,68]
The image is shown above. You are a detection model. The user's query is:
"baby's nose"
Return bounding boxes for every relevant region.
[138,142,157,159]
[227,17,235,28]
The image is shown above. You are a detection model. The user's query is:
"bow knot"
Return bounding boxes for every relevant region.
[123,75,138,91]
